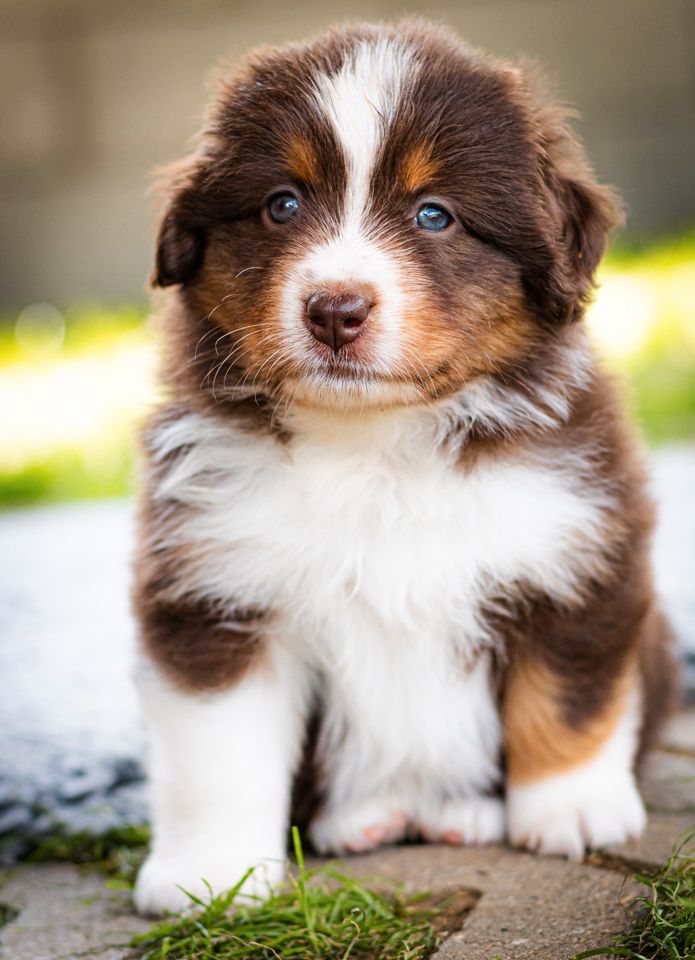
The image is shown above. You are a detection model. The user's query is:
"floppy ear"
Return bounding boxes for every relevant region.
[151,159,208,288]
[537,103,623,323]
[153,209,206,288]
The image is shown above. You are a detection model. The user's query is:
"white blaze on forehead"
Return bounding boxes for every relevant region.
[314,37,417,228]
[279,38,419,387]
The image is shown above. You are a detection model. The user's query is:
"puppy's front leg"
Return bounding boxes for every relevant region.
[134,645,307,916]
[504,655,645,860]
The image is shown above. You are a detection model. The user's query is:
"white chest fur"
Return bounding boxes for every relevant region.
[151,403,610,804]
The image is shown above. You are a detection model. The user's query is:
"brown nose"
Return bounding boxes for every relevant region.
[305,291,371,351]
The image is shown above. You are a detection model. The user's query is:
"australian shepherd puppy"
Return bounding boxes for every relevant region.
[132,19,679,915]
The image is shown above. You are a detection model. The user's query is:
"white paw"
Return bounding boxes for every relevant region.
[508,769,646,860]
[309,800,408,855]
[418,796,506,846]
[133,850,285,916]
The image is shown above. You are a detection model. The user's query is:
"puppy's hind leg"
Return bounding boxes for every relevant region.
[134,645,308,916]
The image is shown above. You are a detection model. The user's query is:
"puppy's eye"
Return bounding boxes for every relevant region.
[415,204,452,232]
[267,192,300,223]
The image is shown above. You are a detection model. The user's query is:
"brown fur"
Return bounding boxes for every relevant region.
[134,20,679,813]
[491,368,679,775]
[132,407,274,692]
[148,21,625,407]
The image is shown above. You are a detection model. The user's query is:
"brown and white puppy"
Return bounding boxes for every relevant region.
[132,20,679,915]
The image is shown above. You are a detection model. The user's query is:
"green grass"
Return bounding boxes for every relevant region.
[10,822,695,958]
[572,834,695,960]
[0,901,20,928]
[130,830,444,960]
[629,359,695,445]
[0,301,152,507]
[0,439,136,506]
[606,228,695,269]
[0,301,148,364]
[11,826,472,957]
[600,232,695,444]
[20,825,150,887]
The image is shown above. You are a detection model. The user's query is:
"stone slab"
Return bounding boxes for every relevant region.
[603,811,694,872]
[0,863,149,960]
[641,748,695,816]
[662,708,695,754]
[333,844,638,960]
[0,847,635,960]
[1,789,692,960]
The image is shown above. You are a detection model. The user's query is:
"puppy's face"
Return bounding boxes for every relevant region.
[156,23,619,409]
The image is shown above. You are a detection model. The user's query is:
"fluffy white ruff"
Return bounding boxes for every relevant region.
[138,399,616,889]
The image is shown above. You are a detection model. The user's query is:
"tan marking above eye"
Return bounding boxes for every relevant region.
[285,134,318,184]
[400,142,439,193]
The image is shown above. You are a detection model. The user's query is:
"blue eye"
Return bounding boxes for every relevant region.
[415,204,452,232]
[268,192,300,223]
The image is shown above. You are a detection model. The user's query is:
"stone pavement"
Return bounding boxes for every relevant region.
[1,708,693,960]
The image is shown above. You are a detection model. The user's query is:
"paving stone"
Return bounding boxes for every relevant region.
[641,748,695,814]
[603,811,695,869]
[322,844,637,960]
[0,847,635,960]
[661,707,695,754]
[2,800,693,960]
[0,863,149,960]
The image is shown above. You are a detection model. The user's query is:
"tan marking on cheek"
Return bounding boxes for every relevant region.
[400,142,439,192]
[503,659,635,786]
[285,134,318,184]
[190,257,302,393]
[468,301,537,372]
[399,283,537,399]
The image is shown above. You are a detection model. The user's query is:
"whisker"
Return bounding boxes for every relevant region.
[208,331,285,400]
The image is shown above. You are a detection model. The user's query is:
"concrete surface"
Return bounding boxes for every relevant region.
[0,864,149,960]
[0,708,693,960]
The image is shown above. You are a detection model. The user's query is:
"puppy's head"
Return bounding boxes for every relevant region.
[154,21,621,410]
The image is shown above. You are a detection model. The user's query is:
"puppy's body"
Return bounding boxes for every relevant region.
[133,21,679,915]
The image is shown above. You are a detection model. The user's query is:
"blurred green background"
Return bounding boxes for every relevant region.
[1,0,695,508]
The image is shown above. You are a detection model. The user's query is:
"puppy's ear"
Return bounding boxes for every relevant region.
[537,102,623,323]
[153,209,205,288]
[151,159,208,288]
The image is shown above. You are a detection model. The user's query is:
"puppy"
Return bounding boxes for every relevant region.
[132,19,679,915]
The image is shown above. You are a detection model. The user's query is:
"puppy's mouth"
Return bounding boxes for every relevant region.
[309,344,374,376]
[269,321,429,406]
[303,341,397,386]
